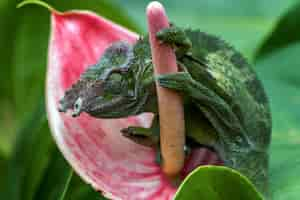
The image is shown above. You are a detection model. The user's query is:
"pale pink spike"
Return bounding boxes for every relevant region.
[147,1,185,178]
[46,9,221,200]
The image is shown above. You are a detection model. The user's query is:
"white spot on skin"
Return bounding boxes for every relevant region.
[207,68,222,80]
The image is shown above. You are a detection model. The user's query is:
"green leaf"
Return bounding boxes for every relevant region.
[12,6,49,122]
[255,43,300,199]
[0,0,18,101]
[1,101,102,200]
[256,43,300,142]
[269,143,300,200]
[0,154,8,195]
[174,166,263,200]
[33,148,73,200]
[0,99,17,156]
[3,102,55,200]
[255,2,300,59]
[0,0,19,157]
[64,175,108,200]
[1,99,105,200]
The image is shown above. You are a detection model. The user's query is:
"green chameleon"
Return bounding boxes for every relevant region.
[58,26,271,196]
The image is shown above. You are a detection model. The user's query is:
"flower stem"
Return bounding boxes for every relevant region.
[146,1,185,180]
[17,0,60,14]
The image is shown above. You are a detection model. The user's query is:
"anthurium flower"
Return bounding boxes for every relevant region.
[43,4,222,200]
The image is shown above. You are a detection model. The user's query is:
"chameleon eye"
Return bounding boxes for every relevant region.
[73,98,83,112]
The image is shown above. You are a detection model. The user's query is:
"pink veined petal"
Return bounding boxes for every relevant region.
[46,10,221,200]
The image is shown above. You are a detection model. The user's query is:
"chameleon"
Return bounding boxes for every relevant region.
[58,26,272,196]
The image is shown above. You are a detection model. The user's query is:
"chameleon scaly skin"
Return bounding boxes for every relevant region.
[58,26,271,196]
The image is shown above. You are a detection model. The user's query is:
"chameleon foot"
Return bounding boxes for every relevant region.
[121,126,159,147]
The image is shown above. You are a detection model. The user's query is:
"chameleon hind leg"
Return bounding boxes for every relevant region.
[121,115,192,165]
[121,116,160,148]
[121,116,165,165]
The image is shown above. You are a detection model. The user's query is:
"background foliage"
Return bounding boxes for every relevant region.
[0,0,300,199]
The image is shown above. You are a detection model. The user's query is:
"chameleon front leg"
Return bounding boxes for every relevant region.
[156,71,268,195]
[156,71,249,148]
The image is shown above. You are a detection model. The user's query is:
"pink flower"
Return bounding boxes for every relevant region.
[46,9,221,200]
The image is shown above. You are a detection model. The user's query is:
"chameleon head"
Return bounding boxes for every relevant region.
[58,40,155,118]
[58,79,106,117]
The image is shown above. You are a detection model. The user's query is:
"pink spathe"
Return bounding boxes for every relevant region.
[46,9,221,200]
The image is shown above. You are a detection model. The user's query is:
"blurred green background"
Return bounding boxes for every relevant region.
[0,0,300,199]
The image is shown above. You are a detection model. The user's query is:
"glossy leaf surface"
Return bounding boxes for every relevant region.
[174,166,263,200]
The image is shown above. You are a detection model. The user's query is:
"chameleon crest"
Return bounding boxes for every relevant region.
[59,26,271,196]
